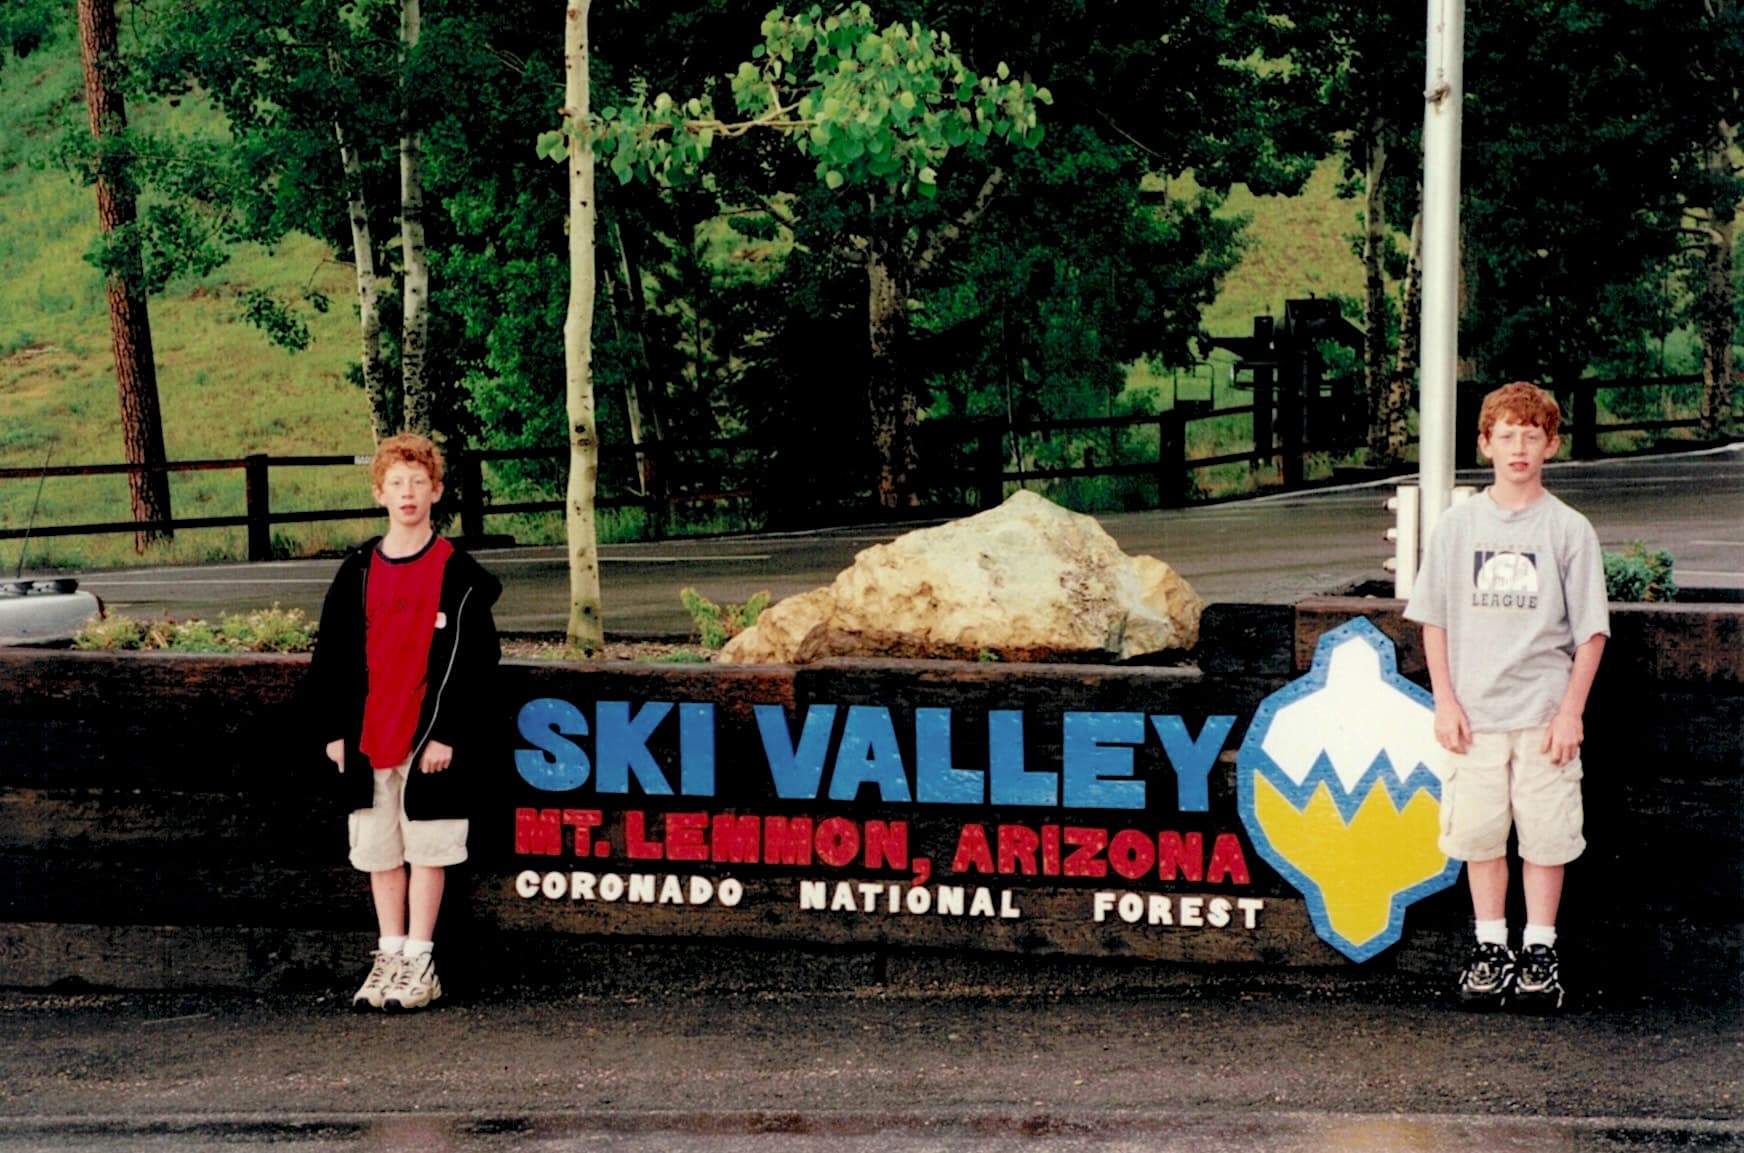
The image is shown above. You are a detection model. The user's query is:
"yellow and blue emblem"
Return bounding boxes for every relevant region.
[1236,617,1461,961]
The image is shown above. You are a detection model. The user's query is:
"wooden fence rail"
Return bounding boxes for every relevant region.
[0,376,1733,559]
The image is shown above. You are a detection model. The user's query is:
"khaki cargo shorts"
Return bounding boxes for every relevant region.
[348,760,470,872]
[1438,726,1585,866]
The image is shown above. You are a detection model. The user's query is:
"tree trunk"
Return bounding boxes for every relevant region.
[610,220,666,529]
[867,231,919,509]
[398,0,431,436]
[1389,211,1423,462]
[77,0,172,551]
[562,0,604,654]
[332,67,393,442]
[1699,115,1737,441]
[1361,126,1394,462]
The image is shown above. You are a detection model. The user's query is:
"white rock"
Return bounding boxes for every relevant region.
[719,491,1203,665]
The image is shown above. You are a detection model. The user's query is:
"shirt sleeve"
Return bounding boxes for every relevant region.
[1403,518,1451,628]
[1565,520,1611,646]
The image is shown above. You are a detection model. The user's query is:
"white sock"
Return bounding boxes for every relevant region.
[404,938,434,958]
[1474,919,1509,947]
[1522,923,1557,950]
[378,935,407,955]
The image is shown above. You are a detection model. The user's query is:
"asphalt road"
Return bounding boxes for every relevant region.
[0,980,1738,1152]
[64,447,1744,636]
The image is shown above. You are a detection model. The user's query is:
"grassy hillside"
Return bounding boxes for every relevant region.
[0,29,1371,572]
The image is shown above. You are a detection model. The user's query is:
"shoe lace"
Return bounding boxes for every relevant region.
[365,951,398,986]
[388,953,429,992]
[1468,943,1511,980]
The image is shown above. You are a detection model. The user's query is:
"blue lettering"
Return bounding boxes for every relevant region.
[678,703,716,796]
[987,709,1054,806]
[915,708,983,803]
[1062,711,1146,809]
[757,704,836,799]
[1151,714,1237,812]
[514,697,590,792]
[595,700,674,795]
[830,705,912,803]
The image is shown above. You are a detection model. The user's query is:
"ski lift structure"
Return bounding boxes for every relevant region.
[1202,298,1366,487]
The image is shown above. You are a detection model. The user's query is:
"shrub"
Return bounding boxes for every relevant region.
[1603,543,1677,603]
[679,587,770,649]
[73,604,317,652]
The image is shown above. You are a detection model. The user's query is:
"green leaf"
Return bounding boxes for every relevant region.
[752,43,766,58]
[918,165,937,185]
[824,168,845,190]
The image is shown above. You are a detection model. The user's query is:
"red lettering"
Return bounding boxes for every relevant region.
[561,809,602,856]
[1042,824,1061,875]
[665,812,708,861]
[1062,827,1108,878]
[624,810,664,860]
[515,808,561,856]
[711,813,761,863]
[951,823,995,874]
[763,816,814,866]
[1157,831,1204,882]
[1207,832,1251,885]
[863,820,909,870]
[1108,829,1154,880]
[815,816,861,867]
[997,824,1040,875]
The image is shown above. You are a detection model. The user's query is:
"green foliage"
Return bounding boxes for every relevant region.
[1603,543,1678,604]
[556,3,1050,199]
[679,586,770,649]
[73,604,317,652]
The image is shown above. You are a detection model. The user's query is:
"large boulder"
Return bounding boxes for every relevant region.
[719,491,1203,665]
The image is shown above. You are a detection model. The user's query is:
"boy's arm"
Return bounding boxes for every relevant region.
[1421,624,1471,754]
[1543,633,1605,766]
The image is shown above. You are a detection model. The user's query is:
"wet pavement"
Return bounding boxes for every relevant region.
[1,981,1738,1151]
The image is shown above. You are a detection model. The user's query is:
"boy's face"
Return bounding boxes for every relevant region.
[1478,415,1558,493]
[374,460,442,531]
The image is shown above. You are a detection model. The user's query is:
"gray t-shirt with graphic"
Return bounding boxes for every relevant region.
[1404,490,1610,732]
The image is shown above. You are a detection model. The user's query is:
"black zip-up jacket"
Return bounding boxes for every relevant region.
[304,536,503,820]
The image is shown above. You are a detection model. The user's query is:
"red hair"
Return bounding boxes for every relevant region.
[371,433,445,487]
[1478,382,1561,439]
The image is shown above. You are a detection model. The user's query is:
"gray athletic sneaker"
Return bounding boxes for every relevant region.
[351,950,401,1012]
[1512,943,1566,1012]
[381,951,443,1013]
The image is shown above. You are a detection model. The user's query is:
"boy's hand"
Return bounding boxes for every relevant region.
[326,739,345,772]
[419,740,454,773]
[1543,712,1583,766]
[1434,701,1471,755]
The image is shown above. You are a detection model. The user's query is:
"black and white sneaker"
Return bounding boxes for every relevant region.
[1457,942,1516,1010]
[1512,943,1565,1013]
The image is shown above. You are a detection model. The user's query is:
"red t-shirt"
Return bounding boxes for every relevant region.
[359,535,454,769]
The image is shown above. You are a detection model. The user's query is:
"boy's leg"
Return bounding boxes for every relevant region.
[371,867,409,939]
[407,864,445,943]
[1510,727,1582,1012]
[1466,856,1509,922]
[1439,732,1517,1008]
[382,818,467,1012]
[1522,861,1564,928]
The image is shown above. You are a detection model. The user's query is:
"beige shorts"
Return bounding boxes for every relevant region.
[1438,726,1584,866]
[347,760,470,872]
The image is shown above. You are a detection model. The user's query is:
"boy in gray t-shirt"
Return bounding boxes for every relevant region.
[1405,382,1609,1012]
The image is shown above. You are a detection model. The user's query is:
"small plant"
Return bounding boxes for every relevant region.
[73,604,317,652]
[1603,543,1677,603]
[679,587,770,649]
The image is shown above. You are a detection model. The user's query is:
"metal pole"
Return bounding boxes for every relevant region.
[1419,0,1464,543]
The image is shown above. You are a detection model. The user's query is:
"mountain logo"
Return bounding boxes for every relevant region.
[1235,617,1462,962]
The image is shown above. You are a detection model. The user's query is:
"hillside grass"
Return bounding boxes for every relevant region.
[0,28,1378,572]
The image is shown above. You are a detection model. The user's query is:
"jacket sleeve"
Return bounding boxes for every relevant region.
[425,584,501,755]
[304,556,365,748]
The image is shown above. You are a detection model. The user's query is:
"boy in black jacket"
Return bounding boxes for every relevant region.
[305,434,501,1012]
